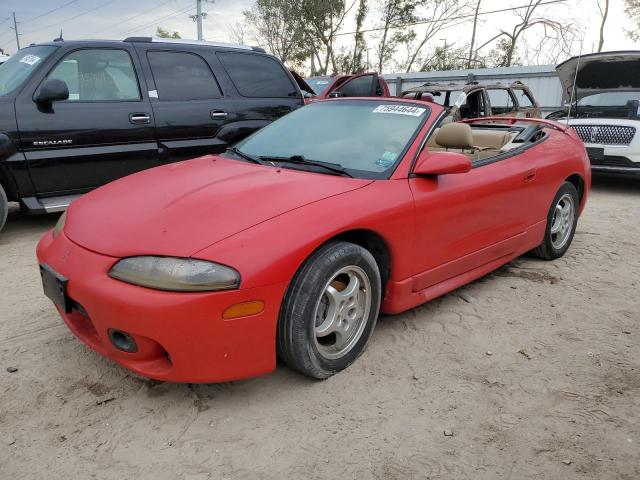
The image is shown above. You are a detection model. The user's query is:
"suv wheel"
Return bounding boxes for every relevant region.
[0,184,8,233]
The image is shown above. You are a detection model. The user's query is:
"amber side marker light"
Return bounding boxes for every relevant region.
[223,301,265,320]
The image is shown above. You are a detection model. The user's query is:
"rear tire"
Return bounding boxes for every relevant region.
[531,182,579,260]
[0,184,7,233]
[277,241,381,379]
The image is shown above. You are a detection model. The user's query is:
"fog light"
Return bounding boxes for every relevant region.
[223,300,265,319]
[108,329,138,353]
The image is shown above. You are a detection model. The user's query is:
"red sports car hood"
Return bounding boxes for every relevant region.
[65,156,371,258]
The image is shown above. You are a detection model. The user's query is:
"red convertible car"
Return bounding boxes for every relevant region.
[37,98,590,383]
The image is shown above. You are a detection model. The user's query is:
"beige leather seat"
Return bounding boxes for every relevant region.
[427,123,512,160]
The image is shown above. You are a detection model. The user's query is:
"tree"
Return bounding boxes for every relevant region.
[374,0,418,73]
[243,0,308,66]
[421,42,469,71]
[597,0,609,52]
[398,0,466,73]
[625,0,640,41]
[302,0,356,75]
[228,21,250,45]
[467,0,481,68]
[474,0,579,67]
[156,26,181,39]
[351,0,369,72]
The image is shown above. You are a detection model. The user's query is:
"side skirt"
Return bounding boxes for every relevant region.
[381,220,546,314]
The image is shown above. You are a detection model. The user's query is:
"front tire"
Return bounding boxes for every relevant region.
[0,184,8,233]
[277,241,381,379]
[531,182,579,260]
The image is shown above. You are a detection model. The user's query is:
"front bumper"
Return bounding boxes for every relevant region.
[568,120,640,175]
[36,230,288,383]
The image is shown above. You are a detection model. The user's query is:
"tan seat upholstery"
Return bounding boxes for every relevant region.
[473,130,511,149]
[427,123,515,161]
[435,123,475,150]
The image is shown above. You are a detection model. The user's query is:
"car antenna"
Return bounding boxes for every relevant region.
[566,40,583,124]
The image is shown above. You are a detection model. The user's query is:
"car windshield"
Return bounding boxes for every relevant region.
[578,91,640,107]
[305,77,333,95]
[0,46,56,96]
[227,100,429,179]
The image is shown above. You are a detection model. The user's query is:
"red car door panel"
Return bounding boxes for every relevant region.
[409,152,541,291]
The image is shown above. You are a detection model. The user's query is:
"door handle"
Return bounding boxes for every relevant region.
[523,169,537,183]
[211,110,228,119]
[129,113,151,124]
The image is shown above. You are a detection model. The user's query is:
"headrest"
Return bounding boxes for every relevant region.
[435,123,474,149]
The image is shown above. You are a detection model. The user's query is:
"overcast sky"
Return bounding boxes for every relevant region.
[1,0,638,69]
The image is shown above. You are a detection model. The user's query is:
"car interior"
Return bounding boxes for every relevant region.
[426,122,543,162]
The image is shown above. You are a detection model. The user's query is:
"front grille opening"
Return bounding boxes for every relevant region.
[572,125,636,145]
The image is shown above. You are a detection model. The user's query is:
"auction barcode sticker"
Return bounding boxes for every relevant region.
[372,105,426,117]
[19,55,41,66]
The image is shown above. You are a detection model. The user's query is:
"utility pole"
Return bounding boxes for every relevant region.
[196,0,203,40]
[190,0,213,40]
[12,12,20,51]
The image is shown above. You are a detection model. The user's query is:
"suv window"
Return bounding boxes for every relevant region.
[337,75,376,97]
[487,88,514,109]
[147,50,221,101]
[217,51,296,98]
[46,49,140,101]
[514,89,534,107]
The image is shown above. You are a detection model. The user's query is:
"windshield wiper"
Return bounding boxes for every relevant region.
[225,147,265,165]
[259,155,353,178]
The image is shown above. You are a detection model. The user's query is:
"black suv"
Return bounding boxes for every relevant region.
[0,37,304,231]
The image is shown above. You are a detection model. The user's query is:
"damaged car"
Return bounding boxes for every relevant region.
[402,80,540,121]
[548,51,640,176]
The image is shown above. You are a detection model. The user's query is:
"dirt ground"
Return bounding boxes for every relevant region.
[1,175,639,480]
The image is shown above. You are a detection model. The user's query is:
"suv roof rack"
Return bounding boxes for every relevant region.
[123,37,265,52]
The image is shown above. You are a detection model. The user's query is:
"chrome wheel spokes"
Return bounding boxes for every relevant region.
[313,266,372,360]
[550,193,575,250]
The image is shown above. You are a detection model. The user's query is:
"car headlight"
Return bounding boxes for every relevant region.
[108,256,240,292]
[52,211,67,238]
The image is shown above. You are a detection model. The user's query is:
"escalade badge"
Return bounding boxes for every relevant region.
[589,127,599,144]
[33,139,73,147]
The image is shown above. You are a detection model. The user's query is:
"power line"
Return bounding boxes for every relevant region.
[86,0,179,36]
[335,0,569,36]
[119,4,195,36]
[21,0,84,24]
[21,0,120,36]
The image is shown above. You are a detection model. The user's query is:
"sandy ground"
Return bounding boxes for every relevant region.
[0,175,639,480]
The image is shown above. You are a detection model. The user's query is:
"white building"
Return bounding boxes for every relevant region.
[383,65,563,115]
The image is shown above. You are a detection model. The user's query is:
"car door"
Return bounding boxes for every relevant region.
[409,139,539,291]
[329,73,385,98]
[511,86,540,118]
[16,46,158,194]
[136,47,239,164]
[215,50,303,141]
[486,87,518,117]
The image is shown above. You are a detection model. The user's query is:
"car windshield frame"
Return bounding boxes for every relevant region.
[224,99,431,180]
[0,45,57,97]
[577,90,640,107]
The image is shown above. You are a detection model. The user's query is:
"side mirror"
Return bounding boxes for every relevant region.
[34,79,69,104]
[328,91,343,98]
[413,151,472,176]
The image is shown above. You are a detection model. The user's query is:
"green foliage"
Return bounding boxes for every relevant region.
[625,0,640,40]
[483,38,521,68]
[375,0,418,72]
[156,26,181,39]
[243,0,308,67]
[420,43,470,71]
